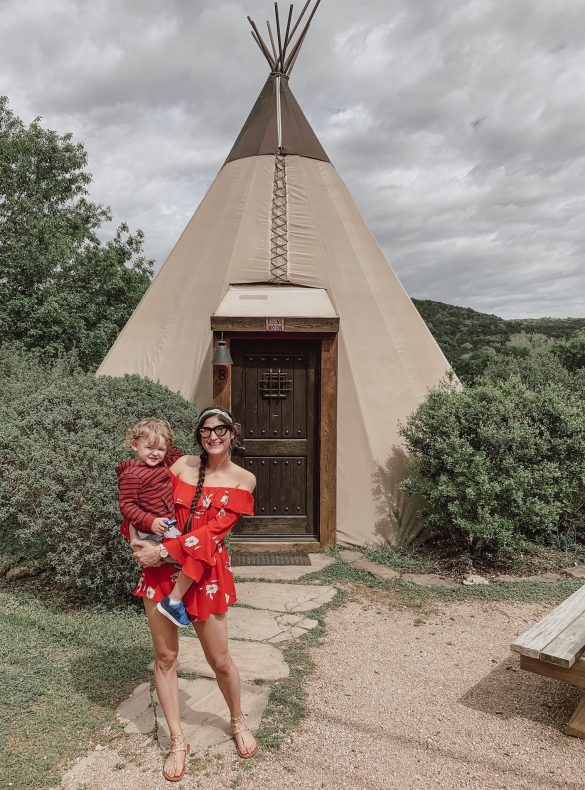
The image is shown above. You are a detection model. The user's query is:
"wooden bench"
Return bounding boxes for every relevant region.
[511,583,585,738]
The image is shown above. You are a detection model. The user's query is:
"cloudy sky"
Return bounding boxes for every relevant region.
[1,0,584,318]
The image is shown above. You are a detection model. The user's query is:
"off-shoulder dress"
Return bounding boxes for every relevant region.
[132,470,254,622]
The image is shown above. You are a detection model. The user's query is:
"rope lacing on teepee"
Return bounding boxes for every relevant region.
[270,153,288,282]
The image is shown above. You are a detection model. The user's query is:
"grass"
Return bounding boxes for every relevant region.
[363,543,434,573]
[0,591,152,790]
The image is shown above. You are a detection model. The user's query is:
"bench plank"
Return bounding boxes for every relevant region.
[540,609,585,668]
[511,583,585,663]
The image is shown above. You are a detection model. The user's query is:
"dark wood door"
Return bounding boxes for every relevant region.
[231,339,320,540]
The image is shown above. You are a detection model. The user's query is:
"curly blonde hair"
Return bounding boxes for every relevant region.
[125,417,174,448]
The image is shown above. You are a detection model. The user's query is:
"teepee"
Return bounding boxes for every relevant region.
[98,1,451,548]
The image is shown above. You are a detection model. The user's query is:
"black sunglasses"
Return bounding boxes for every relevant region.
[199,424,231,438]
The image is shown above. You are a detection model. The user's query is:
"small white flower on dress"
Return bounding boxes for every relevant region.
[225,593,230,604]
[171,572,180,582]
[220,493,229,506]
[201,493,213,510]
[184,535,199,548]
[225,561,232,574]
[217,543,223,553]
[145,586,155,600]
[205,582,220,599]
[218,508,226,519]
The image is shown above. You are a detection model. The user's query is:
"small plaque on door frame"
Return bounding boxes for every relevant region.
[265,317,285,331]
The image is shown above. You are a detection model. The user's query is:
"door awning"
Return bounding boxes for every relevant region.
[211,284,339,333]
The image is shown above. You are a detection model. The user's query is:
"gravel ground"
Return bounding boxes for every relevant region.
[61,594,585,790]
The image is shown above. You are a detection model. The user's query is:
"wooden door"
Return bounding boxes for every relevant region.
[231,339,320,540]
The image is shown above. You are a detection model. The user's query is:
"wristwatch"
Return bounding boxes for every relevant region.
[159,543,169,559]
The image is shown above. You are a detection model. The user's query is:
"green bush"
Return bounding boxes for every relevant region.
[0,345,198,604]
[400,367,585,556]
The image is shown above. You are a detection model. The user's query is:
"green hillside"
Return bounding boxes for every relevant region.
[412,299,585,379]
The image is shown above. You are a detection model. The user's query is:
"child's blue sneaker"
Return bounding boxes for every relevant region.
[156,596,191,627]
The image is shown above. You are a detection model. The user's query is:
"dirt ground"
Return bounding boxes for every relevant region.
[62,593,585,790]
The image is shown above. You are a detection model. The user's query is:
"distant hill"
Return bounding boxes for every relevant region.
[412,299,585,374]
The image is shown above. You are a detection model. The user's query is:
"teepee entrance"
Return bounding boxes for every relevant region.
[231,339,319,541]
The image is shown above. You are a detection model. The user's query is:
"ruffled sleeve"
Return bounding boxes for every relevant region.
[164,489,254,583]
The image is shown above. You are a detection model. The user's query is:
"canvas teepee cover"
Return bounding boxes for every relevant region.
[98,3,451,546]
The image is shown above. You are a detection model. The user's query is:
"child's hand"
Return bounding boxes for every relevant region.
[151,517,168,535]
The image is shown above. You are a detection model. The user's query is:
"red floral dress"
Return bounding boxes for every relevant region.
[132,471,254,622]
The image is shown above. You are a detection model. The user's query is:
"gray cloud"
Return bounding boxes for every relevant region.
[1,0,584,318]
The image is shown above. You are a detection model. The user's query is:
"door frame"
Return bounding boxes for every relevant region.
[210,318,338,549]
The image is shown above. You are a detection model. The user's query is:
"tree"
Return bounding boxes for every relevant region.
[553,331,585,373]
[0,97,152,369]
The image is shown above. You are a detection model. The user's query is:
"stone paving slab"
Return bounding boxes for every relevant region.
[351,558,400,580]
[236,582,336,612]
[148,637,289,680]
[338,549,363,563]
[401,573,459,589]
[562,565,585,579]
[494,572,565,583]
[117,682,154,735]
[155,677,270,754]
[229,605,319,643]
[462,574,489,585]
[233,553,334,580]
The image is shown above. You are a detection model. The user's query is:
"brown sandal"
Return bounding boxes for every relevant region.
[162,733,190,782]
[231,714,258,759]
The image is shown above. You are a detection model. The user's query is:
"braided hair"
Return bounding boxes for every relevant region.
[184,406,239,530]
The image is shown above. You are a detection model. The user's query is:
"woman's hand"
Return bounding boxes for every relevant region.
[131,539,162,568]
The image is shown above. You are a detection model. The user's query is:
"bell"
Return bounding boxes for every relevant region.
[212,338,233,366]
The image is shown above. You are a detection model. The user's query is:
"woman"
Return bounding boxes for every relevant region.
[131,406,257,782]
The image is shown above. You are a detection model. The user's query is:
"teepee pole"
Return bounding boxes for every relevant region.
[281,4,294,64]
[275,3,285,71]
[266,20,278,63]
[283,0,322,73]
[286,0,311,48]
[248,17,276,69]
[285,29,306,75]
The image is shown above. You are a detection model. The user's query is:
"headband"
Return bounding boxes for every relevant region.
[198,407,234,425]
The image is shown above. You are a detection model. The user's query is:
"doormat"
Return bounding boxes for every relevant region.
[231,552,312,567]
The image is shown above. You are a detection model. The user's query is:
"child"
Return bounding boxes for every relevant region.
[116,418,191,626]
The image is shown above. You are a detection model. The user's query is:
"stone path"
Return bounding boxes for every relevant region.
[113,554,337,759]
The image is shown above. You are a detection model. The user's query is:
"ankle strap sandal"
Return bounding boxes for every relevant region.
[162,733,191,782]
[230,714,258,759]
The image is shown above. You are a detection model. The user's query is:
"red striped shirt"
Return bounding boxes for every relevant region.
[116,446,182,535]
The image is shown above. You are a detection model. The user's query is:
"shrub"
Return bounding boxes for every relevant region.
[0,345,198,604]
[400,369,585,556]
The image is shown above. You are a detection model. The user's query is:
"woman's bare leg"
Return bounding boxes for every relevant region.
[144,599,187,778]
[193,613,257,756]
